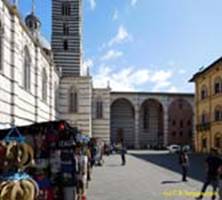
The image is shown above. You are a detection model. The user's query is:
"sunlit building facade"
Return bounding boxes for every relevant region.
[191,57,222,153]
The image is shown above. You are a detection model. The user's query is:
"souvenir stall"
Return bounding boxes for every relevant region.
[0,121,81,200]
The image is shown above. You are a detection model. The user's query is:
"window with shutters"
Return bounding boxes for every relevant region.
[200,85,208,100]
[214,105,222,121]
[214,77,222,94]
[214,134,221,148]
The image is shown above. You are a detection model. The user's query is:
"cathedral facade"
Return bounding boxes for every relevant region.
[0,0,59,128]
[0,0,194,148]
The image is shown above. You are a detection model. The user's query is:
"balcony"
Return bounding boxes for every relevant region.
[196,123,211,131]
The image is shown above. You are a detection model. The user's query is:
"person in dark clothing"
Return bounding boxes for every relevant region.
[218,158,222,200]
[120,144,127,166]
[196,148,222,200]
[179,150,189,182]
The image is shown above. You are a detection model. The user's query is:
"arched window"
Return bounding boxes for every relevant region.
[42,68,47,102]
[23,46,31,91]
[214,105,222,121]
[201,85,208,100]
[69,87,78,113]
[96,98,103,119]
[214,77,222,94]
[214,133,221,149]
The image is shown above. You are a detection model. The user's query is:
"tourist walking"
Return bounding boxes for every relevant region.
[196,148,222,200]
[75,145,88,200]
[120,144,127,166]
[179,150,189,182]
[218,161,222,200]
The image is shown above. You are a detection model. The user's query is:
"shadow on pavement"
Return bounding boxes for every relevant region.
[105,164,121,168]
[161,180,182,184]
[130,152,207,182]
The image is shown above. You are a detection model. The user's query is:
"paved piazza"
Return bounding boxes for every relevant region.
[87,151,212,200]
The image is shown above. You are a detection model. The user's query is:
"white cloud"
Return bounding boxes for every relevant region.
[112,9,119,21]
[81,59,94,76]
[101,50,123,61]
[93,65,177,92]
[167,86,178,93]
[88,0,96,10]
[108,25,132,47]
[93,65,150,91]
[150,70,173,91]
[131,0,138,6]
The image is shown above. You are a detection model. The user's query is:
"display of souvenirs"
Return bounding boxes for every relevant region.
[0,127,39,200]
[0,121,90,200]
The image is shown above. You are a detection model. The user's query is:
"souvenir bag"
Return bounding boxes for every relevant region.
[0,127,39,200]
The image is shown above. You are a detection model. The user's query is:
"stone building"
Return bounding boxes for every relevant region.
[0,0,59,128]
[190,57,222,153]
[110,92,194,148]
[0,0,195,149]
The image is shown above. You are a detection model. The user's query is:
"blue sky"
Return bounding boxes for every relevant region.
[19,0,222,92]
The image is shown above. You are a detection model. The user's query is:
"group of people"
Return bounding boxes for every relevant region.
[72,140,105,200]
[179,148,222,200]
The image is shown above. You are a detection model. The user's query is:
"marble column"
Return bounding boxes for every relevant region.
[163,106,168,146]
[134,104,140,149]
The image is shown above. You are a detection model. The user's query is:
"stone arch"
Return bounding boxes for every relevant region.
[139,98,164,148]
[168,98,193,146]
[111,96,135,108]
[111,98,135,148]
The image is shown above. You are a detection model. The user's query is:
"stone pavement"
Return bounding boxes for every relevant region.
[87,151,216,200]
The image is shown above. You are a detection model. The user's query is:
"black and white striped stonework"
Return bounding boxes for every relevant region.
[51,0,82,77]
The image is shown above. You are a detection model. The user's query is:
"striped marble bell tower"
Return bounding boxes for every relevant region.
[52,0,93,136]
[51,0,82,77]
